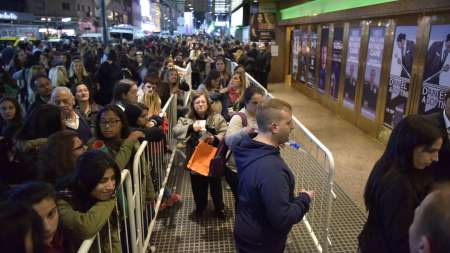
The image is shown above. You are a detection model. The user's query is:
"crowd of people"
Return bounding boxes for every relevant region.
[0,34,277,253]
[1,31,450,253]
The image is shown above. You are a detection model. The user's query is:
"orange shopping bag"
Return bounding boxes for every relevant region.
[187,140,217,176]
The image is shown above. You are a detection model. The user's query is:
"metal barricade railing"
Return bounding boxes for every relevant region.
[77,61,192,253]
[175,62,192,107]
[77,169,138,253]
[132,94,179,253]
[228,59,336,253]
[130,62,191,253]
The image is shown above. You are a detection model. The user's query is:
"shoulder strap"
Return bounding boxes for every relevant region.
[234,112,248,127]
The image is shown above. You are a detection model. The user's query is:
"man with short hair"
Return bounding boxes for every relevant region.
[424,34,450,85]
[395,33,415,79]
[27,74,53,113]
[256,43,271,89]
[409,186,450,253]
[50,86,91,143]
[232,98,313,253]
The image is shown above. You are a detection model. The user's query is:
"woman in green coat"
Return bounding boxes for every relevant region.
[57,150,122,253]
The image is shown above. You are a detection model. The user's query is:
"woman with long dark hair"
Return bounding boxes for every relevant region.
[197,69,223,115]
[7,49,28,75]
[124,103,164,142]
[224,86,264,206]
[211,71,245,121]
[0,97,25,185]
[38,130,86,186]
[214,56,230,88]
[9,181,72,253]
[72,82,102,131]
[57,150,121,253]
[11,104,65,183]
[0,97,23,138]
[358,115,443,253]
[0,68,19,98]
[197,69,221,97]
[0,201,44,253]
[90,105,143,169]
[111,79,138,111]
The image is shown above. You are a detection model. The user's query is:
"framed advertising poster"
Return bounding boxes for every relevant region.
[318,26,329,94]
[384,26,417,127]
[361,26,386,120]
[250,13,276,42]
[330,26,343,100]
[291,29,301,81]
[343,27,362,109]
[308,29,318,87]
[300,31,309,82]
[419,24,450,114]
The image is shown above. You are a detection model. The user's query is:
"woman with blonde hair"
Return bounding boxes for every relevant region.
[49,65,69,87]
[214,55,230,88]
[138,74,162,116]
[68,58,93,90]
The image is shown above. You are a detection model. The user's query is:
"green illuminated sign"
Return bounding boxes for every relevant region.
[280,0,398,20]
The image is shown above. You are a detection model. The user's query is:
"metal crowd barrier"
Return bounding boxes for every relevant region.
[77,169,138,253]
[77,63,192,253]
[133,63,191,252]
[229,59,336,253]
[133,94,179,253]
[175,62,192,106]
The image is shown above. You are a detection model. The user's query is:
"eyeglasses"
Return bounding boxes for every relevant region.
[99,119,121,128]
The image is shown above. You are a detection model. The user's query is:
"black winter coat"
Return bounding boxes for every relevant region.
[358,169,431,253]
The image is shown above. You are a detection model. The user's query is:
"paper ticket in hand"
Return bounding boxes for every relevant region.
[197,120,207,131]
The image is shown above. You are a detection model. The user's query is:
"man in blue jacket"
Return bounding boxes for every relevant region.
[232,98,314,253]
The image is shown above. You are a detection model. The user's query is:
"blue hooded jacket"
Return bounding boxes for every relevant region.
[232,135,311,253]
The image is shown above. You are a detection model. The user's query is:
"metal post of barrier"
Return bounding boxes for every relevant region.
[175,63,192,107]
[132,141,147,253]
[131,92,180,253]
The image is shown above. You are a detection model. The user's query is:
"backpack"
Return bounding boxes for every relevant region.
[209,112,247,177]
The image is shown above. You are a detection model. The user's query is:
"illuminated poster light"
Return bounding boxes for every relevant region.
[231,7,243,27]
[140,0,151,31]
[184,12,193,35]
[280,0,398,20]
[150,1,161,32]
[140,0,160,32]
[215,21,228,27]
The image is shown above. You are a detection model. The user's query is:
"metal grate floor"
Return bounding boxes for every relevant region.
[150,163,366,253]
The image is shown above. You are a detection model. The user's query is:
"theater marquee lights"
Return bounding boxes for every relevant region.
[280,0,398,20]
[0,11,18,20]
